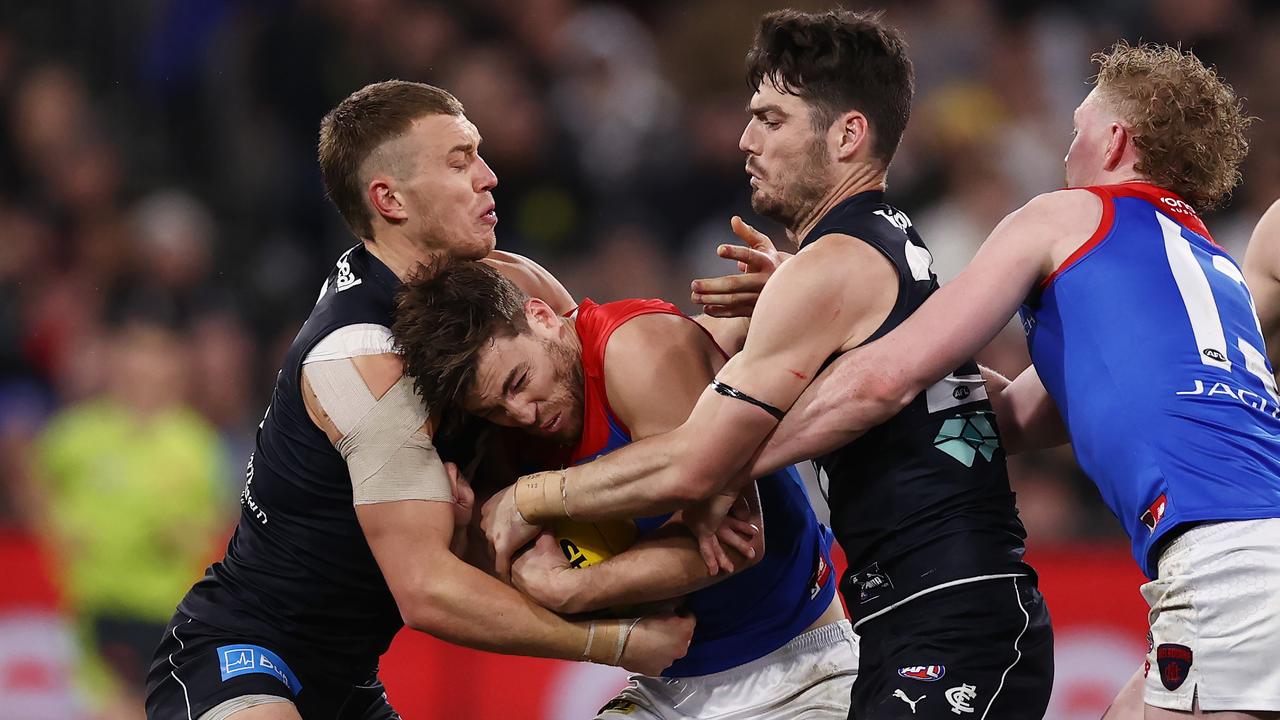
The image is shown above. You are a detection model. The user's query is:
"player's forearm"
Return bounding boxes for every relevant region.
[559,528,754,614]
[405,553,592,660]
[693,314,750,356]
[750,353,910,475]
[987,366,1069,454]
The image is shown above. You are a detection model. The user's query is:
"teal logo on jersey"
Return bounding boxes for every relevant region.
[934,411,1000,466]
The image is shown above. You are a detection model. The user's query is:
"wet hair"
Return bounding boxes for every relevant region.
[746,9,914,164]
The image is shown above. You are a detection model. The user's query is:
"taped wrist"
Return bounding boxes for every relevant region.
[515,470,569,523]
[583,618,642,666]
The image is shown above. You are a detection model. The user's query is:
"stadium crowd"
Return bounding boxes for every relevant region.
[3,0,1280,716]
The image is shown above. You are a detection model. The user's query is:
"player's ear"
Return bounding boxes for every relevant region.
[834,110,870,162]
[1102,122,1129,172]
[368,175,407,224]
[524,298,559,330]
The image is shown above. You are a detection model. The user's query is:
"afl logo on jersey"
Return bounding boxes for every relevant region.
[1202,348,1227,362]
[898,665,946,682]
[952,385,971,401]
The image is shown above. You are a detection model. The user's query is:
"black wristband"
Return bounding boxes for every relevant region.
[711,380,786,421]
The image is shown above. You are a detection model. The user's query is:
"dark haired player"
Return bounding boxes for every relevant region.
[144,81,692,720]
[482,10,1053,719]
[748,43,1280,719]
[393,261,856,719]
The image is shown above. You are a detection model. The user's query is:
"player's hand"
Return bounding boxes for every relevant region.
[445,462,475,555]
[685,491,755,575]
[480,485,542,581]
[618,612,696,676]
[511,532,577,613]
[691,216,791,318]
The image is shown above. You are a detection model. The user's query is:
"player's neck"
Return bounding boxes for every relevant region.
[363,233,445,282]
[792,161,886,242]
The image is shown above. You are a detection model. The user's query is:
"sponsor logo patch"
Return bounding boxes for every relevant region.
[1156,644,1193,691]
[1140,494,1168,532]
[808,551,832,599]
[899,665,946,682]
[598,699,639,715]
[216,644,302,696]
[893,689,926,714]
[846,561,894,605]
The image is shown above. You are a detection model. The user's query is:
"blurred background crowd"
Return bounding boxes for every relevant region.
[2,0,1279,717]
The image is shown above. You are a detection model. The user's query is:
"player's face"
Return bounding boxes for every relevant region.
[463,309,584,444]
[740,81,831,229]
[394,114,499,260]
[1065,88,1116,188]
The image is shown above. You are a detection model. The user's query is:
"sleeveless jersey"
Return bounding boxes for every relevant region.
[567,299,836,677]
[804,190,1032,624]
[1020,182,1280,578]
[179,244,404,680]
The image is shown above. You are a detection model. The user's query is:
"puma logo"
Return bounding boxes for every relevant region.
[894,689,926,713]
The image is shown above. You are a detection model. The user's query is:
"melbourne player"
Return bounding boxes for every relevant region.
[392,261,856,720]
[1243,199,1280,377]
[724,43,1279,718]
[144,82,692,720]
[482,10,1054,719]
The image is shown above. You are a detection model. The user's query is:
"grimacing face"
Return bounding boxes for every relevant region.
[461,304,585,444]
[739,80,833,230]
[385,114,499,260]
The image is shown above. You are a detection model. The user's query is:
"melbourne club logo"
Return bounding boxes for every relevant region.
[1156,644,1193,691]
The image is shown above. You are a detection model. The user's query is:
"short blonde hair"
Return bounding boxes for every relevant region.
[1093,41,1251,211]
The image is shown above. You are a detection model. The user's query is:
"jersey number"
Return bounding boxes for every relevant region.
[1160,213,1279,401]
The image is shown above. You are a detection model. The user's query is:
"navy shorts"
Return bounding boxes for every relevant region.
[145,611,399,720]
[850,575,1054,719]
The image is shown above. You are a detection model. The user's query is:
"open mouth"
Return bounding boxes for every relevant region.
[541,412,562,434]
[480,203,497,225]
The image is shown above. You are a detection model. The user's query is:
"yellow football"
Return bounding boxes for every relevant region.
[553,520,637,568]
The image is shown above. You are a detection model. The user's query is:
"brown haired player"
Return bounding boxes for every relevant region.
[702,42,1280,719]
[483,10,1053,719]
[394,261,855,719]
[144,81,692,720]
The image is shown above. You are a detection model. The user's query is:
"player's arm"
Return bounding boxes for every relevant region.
[511,315,765,610]
[484,236,894,574]
[748,190,1096,475]
[514,487,763,615]
[484,250,576,316]
[1243,198,1280,373]
[300,353,692,674]
[981,364,1069,454]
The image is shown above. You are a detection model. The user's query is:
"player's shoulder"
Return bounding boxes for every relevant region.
[482,250,574,314]
[603,308,716,369]
[1017,188,1104,223]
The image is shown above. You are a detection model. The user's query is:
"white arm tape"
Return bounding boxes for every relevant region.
[302,359,452,505]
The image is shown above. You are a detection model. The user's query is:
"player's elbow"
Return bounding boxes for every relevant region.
[856,367,916,422]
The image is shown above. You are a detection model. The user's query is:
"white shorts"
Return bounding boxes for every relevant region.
[596,620,858,720]
[1140,518,1280,711]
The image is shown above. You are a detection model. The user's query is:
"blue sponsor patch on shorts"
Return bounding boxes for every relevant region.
[216,644,302,696]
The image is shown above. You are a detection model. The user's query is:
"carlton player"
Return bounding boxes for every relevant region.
[482,10,1054,719]
[735,43,1280,718]
[393,261,856,720]
[145,82,692,720]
